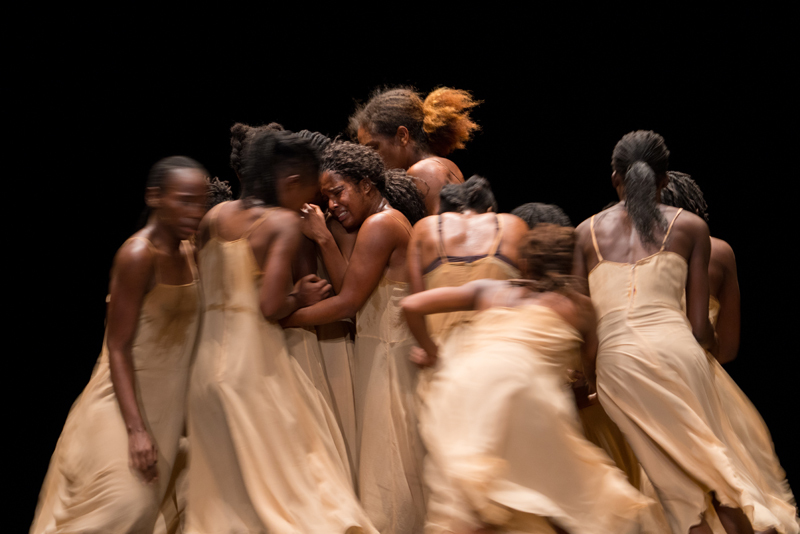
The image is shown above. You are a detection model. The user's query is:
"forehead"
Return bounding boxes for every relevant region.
[163,168,207,194]
[357,126,374,145]
[320,171,350,191]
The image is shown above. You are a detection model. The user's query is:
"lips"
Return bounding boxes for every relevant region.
[335,210,349,222]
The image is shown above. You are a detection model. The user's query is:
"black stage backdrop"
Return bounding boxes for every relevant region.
[18,10,797,530]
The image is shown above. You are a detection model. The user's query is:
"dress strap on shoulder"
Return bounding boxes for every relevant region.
[181,240,199,282]
[488,214,504,257]
[430,157,461,182]
[127,236,161,285]
[590,215,604,262]
[242,208,276,240]
[207,201,228,240]
[437,215,449,264]
[660,208,683,251]
[386,211,413,237]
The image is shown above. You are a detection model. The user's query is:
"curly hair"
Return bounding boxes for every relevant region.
[661,171,709,222]
[205,176,233,209]
[146,156,207,189]
[516,224,580,293]
[510,202,572,228]
[612,130,670,244]
[237,128,321,206]
[348,86,480,156]
[321,141,386,194]
[383,169,427,226]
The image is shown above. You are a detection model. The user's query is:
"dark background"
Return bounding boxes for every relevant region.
[18,8,797,530]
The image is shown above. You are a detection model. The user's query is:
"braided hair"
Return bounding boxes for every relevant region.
[384,169,427,226]
[237,128,321,207]
[229,122,284,176]
[510,202,572,228]
[661,171,709,222]
[349,86,480,156]
[611,130,670,244]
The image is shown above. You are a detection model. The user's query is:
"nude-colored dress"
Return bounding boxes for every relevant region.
[421,304,651,534]
[185,207,376,534]
[31,238,201,534]
[354,216,426,534]
[589,211,799,534]
[707,297,797,511]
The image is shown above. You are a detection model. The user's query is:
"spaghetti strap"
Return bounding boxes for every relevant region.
[127,236,161,285]
[181,240,199,282]
[488,214,504,257]
[660,208,683,252]
[590,215,604,262]
[386,211,413,236]
[437,215,449,264]
[207,201,228,240]
[241,208,276,240]
[430,157,461,182]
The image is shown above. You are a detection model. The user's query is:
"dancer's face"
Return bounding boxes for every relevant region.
[149,168,207,239]
[357,126,406,170]
[320,170,371,230]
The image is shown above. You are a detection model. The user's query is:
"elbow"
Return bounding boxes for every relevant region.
[260,302,286,322]
[716,343,739,365]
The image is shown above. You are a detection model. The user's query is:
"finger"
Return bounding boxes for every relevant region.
[302,274,321,283]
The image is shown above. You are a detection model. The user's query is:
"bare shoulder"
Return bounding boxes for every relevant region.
[114,236,155,273]
[408,157,461,182]
[498,213,530,234]
[710,236,736,270]
[411,214,438,236]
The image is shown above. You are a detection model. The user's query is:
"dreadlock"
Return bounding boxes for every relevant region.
[205,176,233,209]
[661,171,709,222]
[384,169,427,226]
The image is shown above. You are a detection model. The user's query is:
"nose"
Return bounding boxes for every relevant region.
[328,198,338,211]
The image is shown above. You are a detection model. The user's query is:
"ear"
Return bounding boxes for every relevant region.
[145,186,161,208]
[611,170,622,189]
[283,174,302,189]
[395,125,410,147]
[359,179,373,193]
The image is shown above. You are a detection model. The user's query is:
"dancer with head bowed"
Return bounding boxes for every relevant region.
[406,175,529,358]
[185,128,377,534]
[573,130,798,534]
[31,156,208,534]
[282,140,425,534]
[402,224,652,534]
[349,86,480,216]
[661,170,797,512]
[511,202,572,229]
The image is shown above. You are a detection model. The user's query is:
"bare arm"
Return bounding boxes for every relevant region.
[572,220,590,281]
[713,240,740,363]
[686,219,717,352]
[401,281,492,362]
[281,213,401,326]
[106,240,159,483]
[300,204,349,293]
[406,220,428,295]
[259,212,330,321]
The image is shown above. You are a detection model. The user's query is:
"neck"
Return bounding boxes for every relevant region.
[145,215,182,252]
[404,144,433,169]
[367,192,389,216]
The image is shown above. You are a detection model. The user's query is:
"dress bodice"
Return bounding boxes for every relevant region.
[356,275,412,343]
[588,251,688,321]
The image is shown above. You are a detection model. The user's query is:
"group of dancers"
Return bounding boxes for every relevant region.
[31,87,798,534]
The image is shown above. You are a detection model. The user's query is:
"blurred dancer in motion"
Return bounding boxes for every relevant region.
[186,128,376,534]
[573,130,798,534]
[283,141,425,534]
[511,202,572,229]
[32,157,208,534]
[402,225,651,534]
[349,86,480,215]
[661,170,797,511]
